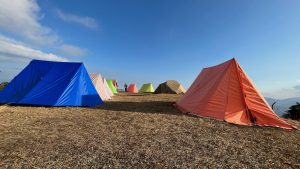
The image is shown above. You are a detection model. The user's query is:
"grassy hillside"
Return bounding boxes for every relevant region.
[0,93,299,168]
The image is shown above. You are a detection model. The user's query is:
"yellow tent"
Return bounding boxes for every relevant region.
[139,83,154,93]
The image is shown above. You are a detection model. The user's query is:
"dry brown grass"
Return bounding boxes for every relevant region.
[0,93,299,168]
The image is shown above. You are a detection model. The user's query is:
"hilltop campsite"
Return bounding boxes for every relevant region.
[0,58,300,168]
[1,0,300,168]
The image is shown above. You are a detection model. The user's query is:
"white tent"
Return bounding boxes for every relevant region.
[90,73,112,100]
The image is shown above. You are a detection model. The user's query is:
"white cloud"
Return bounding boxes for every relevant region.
[0,35,67,62]
[0,0,90,82]
[0,0,58,45]
[0,0,88,57]
[56,10,99,30]
[58,44,87,57]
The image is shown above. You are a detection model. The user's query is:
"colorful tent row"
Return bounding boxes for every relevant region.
[0,60,118,106]
[127,81,186,94]
[0,59,295,130]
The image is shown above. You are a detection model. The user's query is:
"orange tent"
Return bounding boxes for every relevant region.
[176,58,295,129]
[127,84,138,93]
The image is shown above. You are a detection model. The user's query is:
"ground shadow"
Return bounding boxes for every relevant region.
[96,101,189,116]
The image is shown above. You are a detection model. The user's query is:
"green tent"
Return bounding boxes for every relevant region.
[106,80,118,94]
[139,83,154,93]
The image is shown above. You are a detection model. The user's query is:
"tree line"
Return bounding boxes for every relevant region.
[283,102,300,120]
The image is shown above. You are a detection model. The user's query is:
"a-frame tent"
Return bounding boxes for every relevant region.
[90,73,111,101]
[127,84,138,93]
[139,83,154,93]
[176,58,295,129]
[0,60,103,107]
[154,80,186,94]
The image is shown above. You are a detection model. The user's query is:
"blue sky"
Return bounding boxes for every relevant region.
[0,0,300,99]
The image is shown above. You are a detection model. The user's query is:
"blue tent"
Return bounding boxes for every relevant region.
[0,60,103,107]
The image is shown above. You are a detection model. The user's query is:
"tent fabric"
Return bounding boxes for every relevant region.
[139,83,154,93]
[103,78,114,97]
[127,84,138,93]
[90,73,111,101]
[112,80,118,88]
[0,60,103,107]
[107,80,118,94]
[176,58,295,129]
[154,80,186,94]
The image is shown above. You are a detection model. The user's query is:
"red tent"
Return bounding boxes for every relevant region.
[176,58,295,129]
[127,84,138,93]
[112,80,118,88]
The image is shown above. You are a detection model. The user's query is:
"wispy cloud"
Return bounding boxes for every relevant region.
[0,0,88,58]
[0,0,91,82]
[58,44,87,57]
[0,35,67,62]
[56,9,99,30]
[0,0,58,45]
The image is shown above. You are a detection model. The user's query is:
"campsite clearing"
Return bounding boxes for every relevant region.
[0,93,299,168]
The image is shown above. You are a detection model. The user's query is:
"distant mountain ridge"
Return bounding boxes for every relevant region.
[265,97,300,116]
